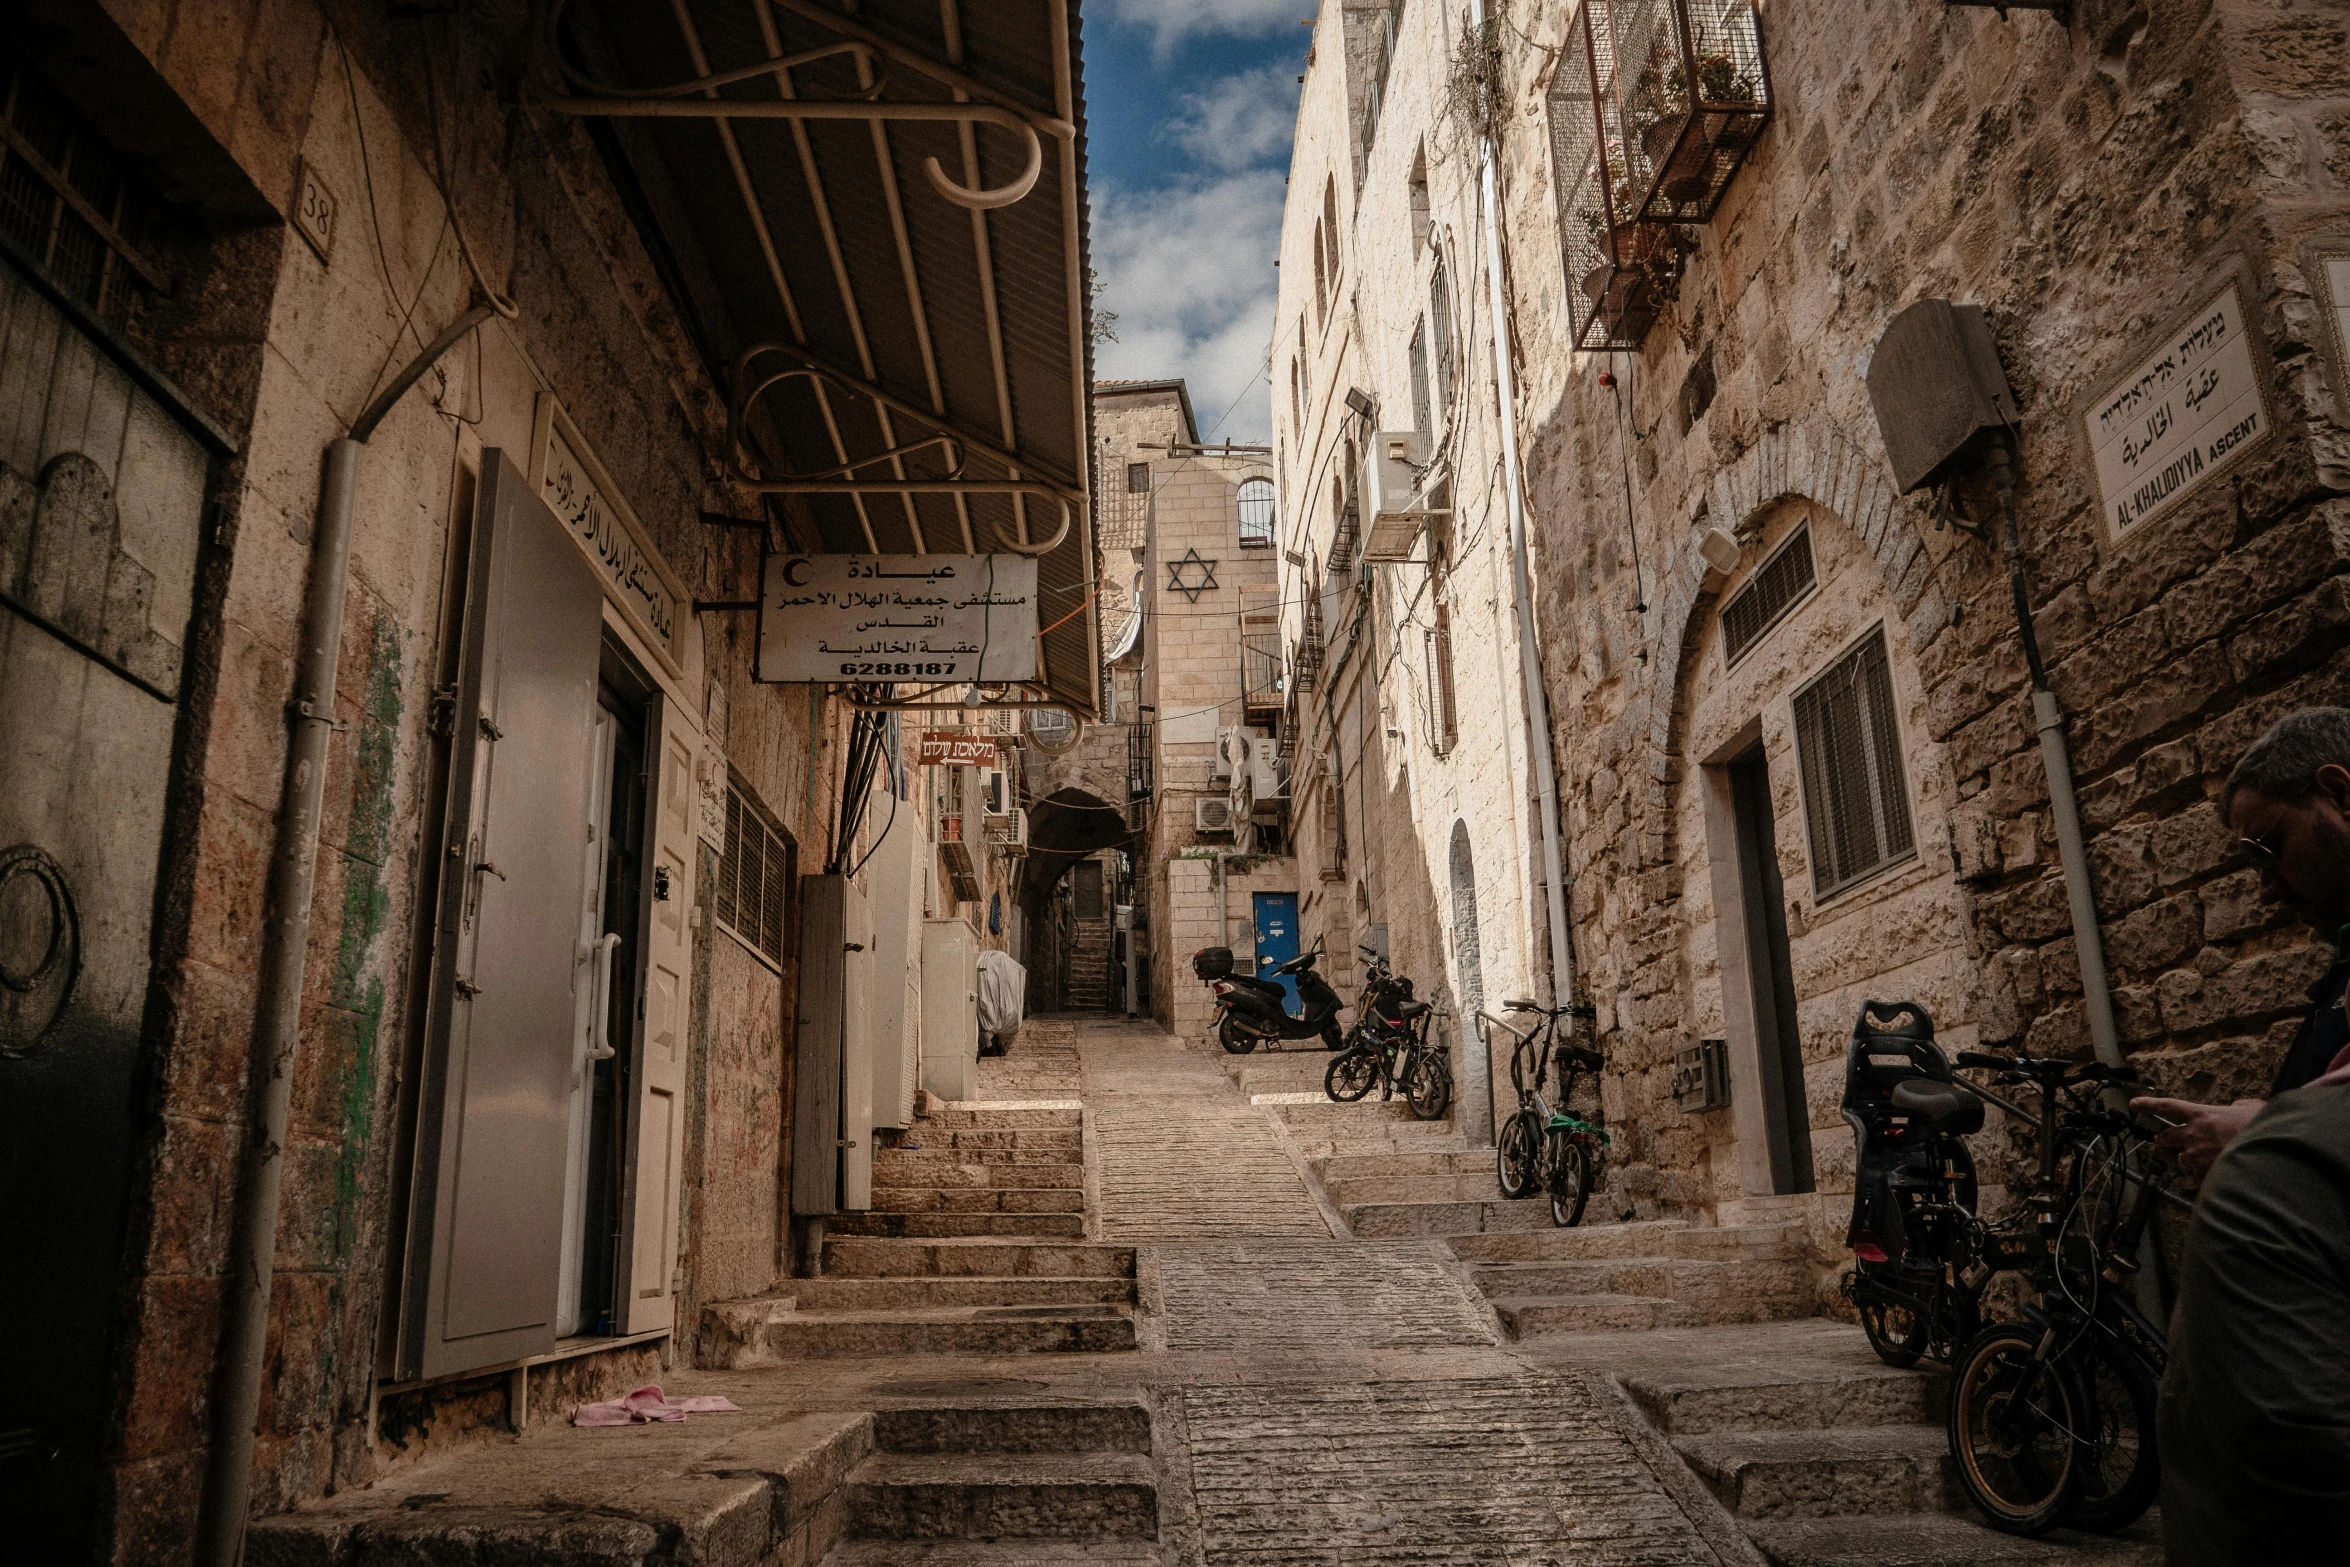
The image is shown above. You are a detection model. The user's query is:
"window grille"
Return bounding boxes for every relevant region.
[1427,600,1459,755]
[1237,477,1276,547]
[1125,462,1149,492]
[1409,321,1432,439]
[1430,258,1455,413]
[717,781,792,966]
[1792,628,1915,897]
[1318,775,1345,881]
[1721,525,1814,664]
[0,61,169,331]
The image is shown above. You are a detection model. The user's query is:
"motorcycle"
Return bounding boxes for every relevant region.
[1194,938,1345,1055]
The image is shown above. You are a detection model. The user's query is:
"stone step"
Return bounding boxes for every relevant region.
[822,1238,1135,1279]
[866,1187,1086,1215]
[1290,1130,1474,1160]
[1266,1098,1453,1131]
[1674,1423,1957,1519]
[1470,1256,1818,1306]
[873,1403,1151,1455]
[822,1542,1160,1564]
[1311,1149,1495,1181]
[847,1451,1158,1541]
[1342,1197,1559,1238]
[1621,1362,1941,1437]
[1324,1172,1510,1205]
[1448,1219,1807,1264]
[897,1127,1084,1152]
[1492,1292,1674,1335]
[1743,1511,2162,1566]
[790,1275,1134,1311]
[876,1153,1086,1184]
[715,1304,1136,1362]
[924,1106,1083,1129]
[827,1212,1087,1240]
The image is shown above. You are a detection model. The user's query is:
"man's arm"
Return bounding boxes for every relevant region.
[2130,1096,2266,1181]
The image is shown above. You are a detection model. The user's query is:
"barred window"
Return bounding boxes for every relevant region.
[1237,478,1275,548]
[1409,319,1432,439]
[1125,462,1149,493]
[1792,629,1915,898]
[0,62,168,331]
[1426,599,1458,756]
[1430,256,1455,414]
[1722,526,1816,665]
[716,780,792,967]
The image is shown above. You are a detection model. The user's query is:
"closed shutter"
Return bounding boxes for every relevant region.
[401,450,603,1379]
[1791,628,1916,897]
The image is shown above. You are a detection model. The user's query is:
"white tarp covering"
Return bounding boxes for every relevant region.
[975,949,1027,1039]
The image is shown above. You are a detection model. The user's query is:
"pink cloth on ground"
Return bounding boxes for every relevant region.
[572,1384,742,1427]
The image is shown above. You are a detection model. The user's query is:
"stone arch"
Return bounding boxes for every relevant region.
[1635,421,1960,873]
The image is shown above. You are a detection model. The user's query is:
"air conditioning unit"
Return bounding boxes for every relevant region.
[1363,429,1447,562]
[1229,732,1285,824]
[1210,729,1237,783]
[1194,796,1236,836]
[983,806,1028,855]
[977,767,1010,817]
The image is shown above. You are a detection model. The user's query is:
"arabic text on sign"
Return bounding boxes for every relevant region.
[541,429,678,654]
[2087,282,2270,538]
[757,552,1040,684]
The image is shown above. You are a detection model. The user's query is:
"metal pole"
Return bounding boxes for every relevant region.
[194,437,360,1567]
[1467,0,1575,1014]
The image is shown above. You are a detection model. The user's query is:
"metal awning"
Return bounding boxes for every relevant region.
[545,0,1099,717]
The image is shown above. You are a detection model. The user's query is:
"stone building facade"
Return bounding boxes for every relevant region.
[1278,0,2350,1253]
[0,2,1094,1558]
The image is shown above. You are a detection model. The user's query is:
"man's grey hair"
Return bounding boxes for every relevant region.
[2223,707,2350,819]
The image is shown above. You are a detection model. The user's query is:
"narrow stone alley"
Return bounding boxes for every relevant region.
[248,1015,2160,1565]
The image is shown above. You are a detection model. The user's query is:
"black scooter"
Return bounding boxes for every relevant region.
[1194,938,1345,1054]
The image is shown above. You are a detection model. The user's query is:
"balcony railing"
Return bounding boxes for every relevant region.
[1127,721,1154,801]
[1242,628,1284,716]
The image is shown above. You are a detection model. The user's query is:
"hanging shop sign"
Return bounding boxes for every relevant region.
[530,395,685,671]
[917,730,1002,767]
[756,553,1039,684]
[2083,279,2275,542]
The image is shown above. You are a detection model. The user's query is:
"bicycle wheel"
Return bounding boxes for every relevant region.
[2061,1332,2159,1534]
[1547,1132,1590,1228]
[1948,1320,2081,1536]
[1852,1268,1929,1369]
[1496,1110,1538,1199]
[1325,1046,1379,1103]
[1217,1014,1258,1055]
[1406,1047,1452,1121]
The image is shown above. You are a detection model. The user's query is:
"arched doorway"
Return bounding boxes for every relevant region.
[1018,788,1132,1013]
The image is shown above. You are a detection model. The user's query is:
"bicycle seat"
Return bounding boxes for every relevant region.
[1889,1078,1984,1136]
[1389,999,1431,1021]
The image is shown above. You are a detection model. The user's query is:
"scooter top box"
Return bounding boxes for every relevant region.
[1192,947,1235,981]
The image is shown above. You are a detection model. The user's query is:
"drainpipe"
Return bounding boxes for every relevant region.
[1984,442,2123,1071]
[1467,0,1575,1012]
[196,298,498,1567]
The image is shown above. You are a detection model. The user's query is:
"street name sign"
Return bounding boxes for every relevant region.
[2084,280,2274,541]
[756,553,1039,684]
[916,731,1002,767]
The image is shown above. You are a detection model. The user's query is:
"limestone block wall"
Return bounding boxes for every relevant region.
[1159,856,1304,1045]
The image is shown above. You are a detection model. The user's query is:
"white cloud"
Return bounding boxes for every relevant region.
[1169,65,1300,173]
[1098,0,1304,52]
[1091,170,1284,441]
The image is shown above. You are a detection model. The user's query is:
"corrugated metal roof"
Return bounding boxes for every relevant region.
[563,0,1099,716]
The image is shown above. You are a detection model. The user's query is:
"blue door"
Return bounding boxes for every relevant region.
[1253,892,1301,1014]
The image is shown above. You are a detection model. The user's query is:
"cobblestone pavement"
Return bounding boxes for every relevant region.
[1065,1017,1746,1565]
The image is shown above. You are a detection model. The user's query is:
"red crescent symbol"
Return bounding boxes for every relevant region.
[782,557,811,587]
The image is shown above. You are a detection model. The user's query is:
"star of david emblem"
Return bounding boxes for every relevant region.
[1166,548,1219,602]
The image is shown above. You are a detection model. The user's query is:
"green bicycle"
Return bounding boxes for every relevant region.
[1492,998,1609,1227]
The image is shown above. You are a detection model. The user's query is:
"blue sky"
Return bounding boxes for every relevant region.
[1084,1,1306,443]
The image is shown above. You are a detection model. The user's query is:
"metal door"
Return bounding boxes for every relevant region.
[1253,892,1301,1013]
[398,450,604,1378]
[1729,744,1816,1196]
[621,694,697,1331]
[0,254,215,1552]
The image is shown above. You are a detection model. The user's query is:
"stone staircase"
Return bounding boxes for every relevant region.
[1450,1218,1821,1337]
[818,1401,1161,1564]
[1313,1146,1557,1237]
[1610,1320,2161,1566]
[702,1104,1139,1361]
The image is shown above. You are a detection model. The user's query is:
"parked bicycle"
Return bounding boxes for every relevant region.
[1489,998,1607,1228]
[1324,947,1450,1120]
[1836,1000,2169,1538]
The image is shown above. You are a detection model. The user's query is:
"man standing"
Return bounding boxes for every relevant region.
[2151,708,2350,1559]
[2131,707,2350,1176]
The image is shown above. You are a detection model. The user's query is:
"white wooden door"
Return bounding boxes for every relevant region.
[558,709,619,1336]
[620,696,698,1333]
